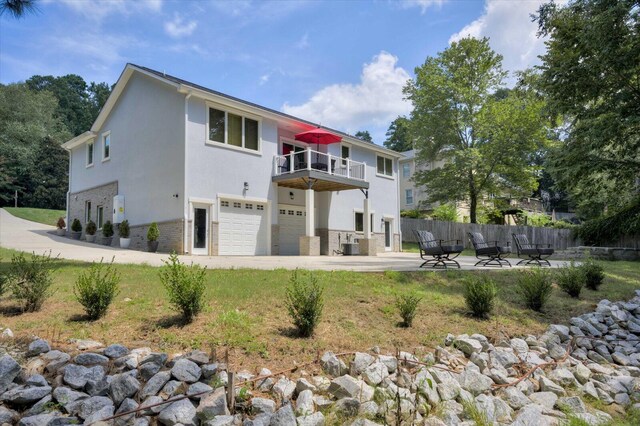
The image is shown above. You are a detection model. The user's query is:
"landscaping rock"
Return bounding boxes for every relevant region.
[456,368,493,395]
[273,377,296,400]
[109,373,140,405]
[251,397,276,414]
[350,352,374,376]
[453,338,483,356]
[295,378,316,394]
[0,355,21,393]
[529,392,558,410]
[196,387,229,420]
[1,385,52,404]
[362,361,389,386]
[63,364,105,389]
[104,344,129,359]
[296,389,314,415]
[320,352,347,377]
[187,382,213,400]
[171,358,201,383]
[296,412,325,426]
[158,398,197,425]
[27,339,50,357]
[0,406,19,424]
[140,362,162,381]
[270,403,296,426]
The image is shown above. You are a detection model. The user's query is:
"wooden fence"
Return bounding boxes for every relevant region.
[401,218,579,250]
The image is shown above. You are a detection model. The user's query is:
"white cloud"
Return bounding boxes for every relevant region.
[296,33,309,49]
[164,14,197,38]
[449,0,567,74]
[282,52,412,140]
[399,0,446,14]
[53,0,162,20]
[259,74,270,85]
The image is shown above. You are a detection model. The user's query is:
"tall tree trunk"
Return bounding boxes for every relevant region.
[469,169,477,223]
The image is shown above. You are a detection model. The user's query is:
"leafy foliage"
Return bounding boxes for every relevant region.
[147,222,160,241]
[71,218,82,232]
[102,221,114,238]
[400,209,424,219]
[118,220,130,238]
[285,270,324,337]
[573,197,640,245]
[8,251,57,312]
[463,275,497,318]
[556,262,585,298]
[516,268,553,311]
[395,293,421,327]
[85,220,97,236]
[0,0,39,18]
[581,258,605,291]
[159,253,207,322]
[404,38,551,223]
[383,116,412,152]
[56,217,65,229]
[354,130,373,142]
[430,203,458,222]
[74,258,120,320]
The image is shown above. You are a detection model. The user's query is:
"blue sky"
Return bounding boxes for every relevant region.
[0,0,552,144]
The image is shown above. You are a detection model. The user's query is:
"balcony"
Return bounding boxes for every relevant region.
[272,149,369,192]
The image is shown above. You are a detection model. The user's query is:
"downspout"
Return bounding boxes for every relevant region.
[396,157,402,251]
[183,92,192,254]
[67,148,72,228]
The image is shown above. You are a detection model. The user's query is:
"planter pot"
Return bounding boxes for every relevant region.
[86,234,96,243]
[120,238,131,249]
[147,240,159,253]
[56,228,66,236]
[71,231,82,240]
[101,237,113,246]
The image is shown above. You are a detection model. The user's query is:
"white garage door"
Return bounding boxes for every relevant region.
[279,205,306,255]
[219,200,268,255]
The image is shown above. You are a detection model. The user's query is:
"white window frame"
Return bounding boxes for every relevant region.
[376,155,393,178]
[405,189,414,205]
[101,131,111,162]
[86,141,94,168]
[206,103,262,155]
[353,209,375,233]
[97,206,104,230]
[85,201,92,223]
[402,162,410,178]
[340,143,351,166]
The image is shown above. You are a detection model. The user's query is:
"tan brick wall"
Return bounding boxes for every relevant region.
[68,181,118,238]
[129,220,184,253]
[300,236,320,256]
[210,222,219,256]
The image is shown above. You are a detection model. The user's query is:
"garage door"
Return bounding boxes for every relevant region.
[219,200,268,255]
[279,205,306,255]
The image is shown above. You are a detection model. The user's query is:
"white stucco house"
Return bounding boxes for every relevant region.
[62,64,403,256]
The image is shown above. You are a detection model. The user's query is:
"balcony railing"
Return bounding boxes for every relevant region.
[273,148,367,181]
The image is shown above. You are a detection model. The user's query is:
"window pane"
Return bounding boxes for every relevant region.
[103,135,110,158]
[209,108,225,143]
[402,163,409,177]
[342,145,349,165]
[228,113,242,147]
[385,158,392,176]
[87,143,93,165]
[355,212,363,232]
[97,207,103,229]
[244,118,258,151]
[377,156,384,173]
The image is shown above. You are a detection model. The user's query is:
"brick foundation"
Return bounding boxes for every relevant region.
[68,181,118,239]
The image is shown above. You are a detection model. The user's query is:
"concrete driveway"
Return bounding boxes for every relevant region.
[0,208,570,272]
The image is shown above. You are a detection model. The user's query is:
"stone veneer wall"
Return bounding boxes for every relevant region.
[210,222,219,256]
[68,181,118,238]
[317,229,400,256]
[128,219,184,253]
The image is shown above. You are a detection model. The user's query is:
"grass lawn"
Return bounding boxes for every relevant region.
[0,247,638,372]
[4,207,65,227]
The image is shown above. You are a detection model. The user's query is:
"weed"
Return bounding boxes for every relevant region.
[8,251,57,312]
[395,292,421,327]
[461,399,490,426]
[73,258,120,320]
[463,275,497,318]
[516,268,553,311]
[159,253,207,323]
[285,270,324,337]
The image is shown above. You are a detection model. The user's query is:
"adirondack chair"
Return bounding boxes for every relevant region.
[512,234,554,266]
[414,230,463,269]
[468,232,512,267]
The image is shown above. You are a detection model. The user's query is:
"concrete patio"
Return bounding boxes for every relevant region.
[0,209,570,272]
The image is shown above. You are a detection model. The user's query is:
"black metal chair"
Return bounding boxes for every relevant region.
[468,232,512,267]
[512,234,554,266]
[414,230,463,269]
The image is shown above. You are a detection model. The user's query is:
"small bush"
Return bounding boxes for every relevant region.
[74,258,120,320]
[118,220,130,238]
[285,270,324,337]
[395,293,421,327]
[159,253,206,322]
[8,251,57,312]
[430,203,458,222]
[556,262,585,298]
[463,275,497,318]
[147,222,160,241]
[516,268,553,311]
[85,220,97,236]
[102,221,114,238]
[56,217,66,229]
[71,218,82,232]
[0,272,6,298]
[580,258,605,291]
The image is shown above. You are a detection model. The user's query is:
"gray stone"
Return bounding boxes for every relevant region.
[67,395,114,419]
[548,368,578,387]
[529,392,558,410]
[328,375,366,399]
[24,395,52,416]
[72,339,103,351]
[332,398,360,417]
[362,361,389,386]
[0,355,21,393]
[1,385,52,404]
[140,352,168,366]
[588,350,609,364]
[612,352,631,366]
[244,413,272,426]
[52,386,88,405]
[140,362,162,381]
[114,398,138,426]
[456,368,493,396]
[511,338,529,354]
[204,415,237,426]
[26,374,48,387]
[140,395,164,415]
[320,352,347,377]
[109,373,140,405]
[539,376,566,396]
[296,389,314,415]
[0,406,19,424]
[161,380,185,399]
[273,377,296,400]
[17,413,64,426]
[398,351,419,368]
[187,382,213,400]
[196,387,229,420]
[453,338,483,356]
[158,398,197,425]
[378,354,398,373]
[556,396,587,414]
[27,339,51,357]
[104,344,129,359]
[74,352,109,366]
[359,400,379,417]
[269,403,296,426]
[573,363,591,384]
[614,392,631,406]
[549,324,571,341]
[415,369,439,405]
[437,379,461,401]
[186,350,210,365]
[350,352,374,376]
[63,364,105,389]
[511,404,557,426]
[490,348,519,368]
[202,363,219,379]
[171,358,201,383]
[295,378,316,394]
[296,412,325,426]
[498,387,531,410]
[86,376,112,397]
[252,397,276,414]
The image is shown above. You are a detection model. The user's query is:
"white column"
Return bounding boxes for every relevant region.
[363,197,371,239]
[305,188,314,237]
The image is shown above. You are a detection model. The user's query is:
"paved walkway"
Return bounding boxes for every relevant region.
[0,209,570,272]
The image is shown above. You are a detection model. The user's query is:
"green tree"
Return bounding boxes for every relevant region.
[404,37,550,223]
[383,116,412,152]
[0,0,38,18]
[536,0,640,217]
[354,130,373,142]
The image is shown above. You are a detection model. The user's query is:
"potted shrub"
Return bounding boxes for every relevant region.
[118,220,131,249]
[70,218,82,240]
[56,217,66,236]
[147,222,159,253]
[101,221,114,246]
[85,220,97,243]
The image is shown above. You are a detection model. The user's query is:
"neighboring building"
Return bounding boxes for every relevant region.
[62,64,402,256]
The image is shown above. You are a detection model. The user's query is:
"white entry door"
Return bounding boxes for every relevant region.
[219,200,268,255]
[279,205,306,255]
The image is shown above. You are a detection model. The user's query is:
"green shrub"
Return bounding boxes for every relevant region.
[430,203,458,222]
[0,271,6,298]
[85,220,97,236]
[463,275,497,318]
[8,251,57,312]
[102,221,114,238]
[118,220,130,238]
[56,217,66,229]
[285,270,324,337]
[159,253,207,322]
[74,258,120,320]
[147,222,160,241]
[580,258,605,291]
[556,262,585,298]
[516,268,553,311]
[71,218,82,232]
[395,293,421,327]
[573,196,640,245]
[401,209,423,219]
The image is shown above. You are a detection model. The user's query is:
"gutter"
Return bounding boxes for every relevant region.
[182,90,192,254]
